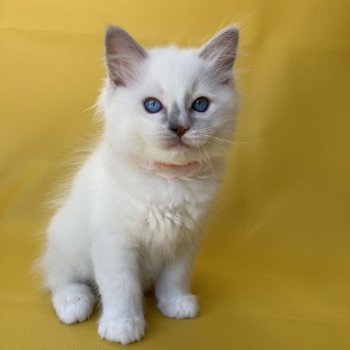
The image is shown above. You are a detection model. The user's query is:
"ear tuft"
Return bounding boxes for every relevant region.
[200,26,239,80]
[105,26,147,87]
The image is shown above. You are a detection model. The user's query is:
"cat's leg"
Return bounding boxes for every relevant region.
[155,249,198,319]
[51,282,95,324]
[43,210,96,324]
[44,246,95,324]
[92,236,145,345]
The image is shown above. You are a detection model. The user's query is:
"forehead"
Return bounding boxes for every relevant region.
[142,47,206,101]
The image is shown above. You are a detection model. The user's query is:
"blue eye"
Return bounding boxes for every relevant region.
[144,98,162,113]
[192,97,209,113]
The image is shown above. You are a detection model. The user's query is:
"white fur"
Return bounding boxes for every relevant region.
[40,26,239,344]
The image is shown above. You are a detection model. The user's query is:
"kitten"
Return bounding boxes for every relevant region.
[40,25,239,344]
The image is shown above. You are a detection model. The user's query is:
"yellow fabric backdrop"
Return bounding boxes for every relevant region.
[1,1,350,349]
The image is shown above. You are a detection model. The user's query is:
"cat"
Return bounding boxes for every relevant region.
[40,24,239,344]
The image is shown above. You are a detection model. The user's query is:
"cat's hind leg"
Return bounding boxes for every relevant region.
[43,207,95,324]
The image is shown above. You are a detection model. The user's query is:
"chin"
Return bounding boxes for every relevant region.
[140,135,208,164]
[168,146,204,164]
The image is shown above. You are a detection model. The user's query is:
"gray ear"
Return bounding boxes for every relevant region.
[199,26,239,82]
[105,26,147,87]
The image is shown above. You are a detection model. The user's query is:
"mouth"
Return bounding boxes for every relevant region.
[166,138,191,150]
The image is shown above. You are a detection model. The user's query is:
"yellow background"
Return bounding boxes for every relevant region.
[1,0,350,349]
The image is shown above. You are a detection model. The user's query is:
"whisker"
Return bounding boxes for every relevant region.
[198,117,242,133]
[198,124,225,132]
[201,145,215,182]
[203,134,261,145]
[80,104,96,114]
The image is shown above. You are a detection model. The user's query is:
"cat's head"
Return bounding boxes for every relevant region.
[99,25,239,169]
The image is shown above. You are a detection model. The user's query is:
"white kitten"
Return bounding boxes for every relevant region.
[40,25,239,344]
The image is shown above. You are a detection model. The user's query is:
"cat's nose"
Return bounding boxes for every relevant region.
[169,125,190,138]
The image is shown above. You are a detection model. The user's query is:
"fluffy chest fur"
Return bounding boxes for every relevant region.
[142,179,211,247]
[146,200,197,238]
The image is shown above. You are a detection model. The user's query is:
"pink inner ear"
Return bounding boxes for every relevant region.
[199,26,239,73]
[105,26,147,86]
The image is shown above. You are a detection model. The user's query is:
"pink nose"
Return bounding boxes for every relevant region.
[169,125,190,138]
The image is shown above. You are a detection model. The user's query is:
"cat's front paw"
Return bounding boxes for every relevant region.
[52,284,95,324]
[98,316,145,344]
[157,294,199,319]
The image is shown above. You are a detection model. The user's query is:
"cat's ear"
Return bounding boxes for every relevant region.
[199,26,239,83]
[105,26,147,87]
